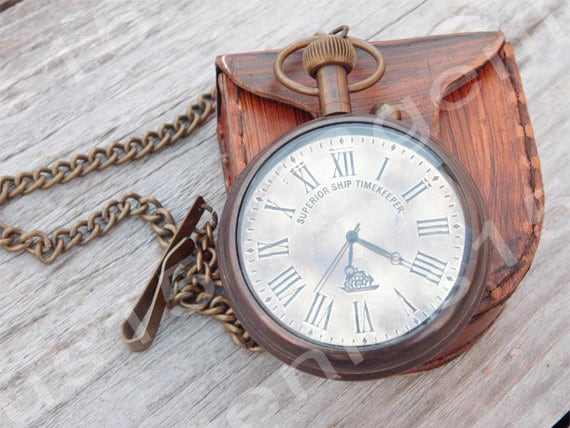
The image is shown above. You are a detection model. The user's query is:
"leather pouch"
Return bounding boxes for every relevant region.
[215,32,544,370]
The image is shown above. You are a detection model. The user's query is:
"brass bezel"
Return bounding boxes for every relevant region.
[219,115,489,380]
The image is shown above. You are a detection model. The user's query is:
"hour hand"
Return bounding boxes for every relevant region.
[356,237,392,259]
[356,237,412,269]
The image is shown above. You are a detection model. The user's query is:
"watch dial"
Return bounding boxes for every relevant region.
[236,122,471,348]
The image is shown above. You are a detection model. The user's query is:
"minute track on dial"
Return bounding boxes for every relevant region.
[233,120,471,351]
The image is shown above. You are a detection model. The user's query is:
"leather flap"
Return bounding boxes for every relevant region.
[216,32,505,135]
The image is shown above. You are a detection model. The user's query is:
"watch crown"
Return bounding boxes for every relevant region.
[302,34,357,78]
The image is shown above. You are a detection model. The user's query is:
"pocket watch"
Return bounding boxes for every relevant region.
[218,27,489,380]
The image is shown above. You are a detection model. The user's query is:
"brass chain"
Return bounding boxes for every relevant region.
[0,87,261,351]
[170,207,261,351]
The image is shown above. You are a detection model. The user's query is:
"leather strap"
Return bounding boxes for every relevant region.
[122,197,207,351]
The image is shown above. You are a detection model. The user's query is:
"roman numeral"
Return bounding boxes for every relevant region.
[257,238,289,259]
[402,179,429,202]
[331,150,356,177]
[267,265,306,307]
[304,292,334,330]
[394,288,418,317]
[264,199,296,219]
[417,217,450,237]
[353,301,374,334]
[410,251,448,284]
[290,164,319,193]
[375,157,390,181]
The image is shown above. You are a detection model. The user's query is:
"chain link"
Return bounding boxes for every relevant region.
[170,206,262,351]
[0,90,215,263]
[0,88,261,351]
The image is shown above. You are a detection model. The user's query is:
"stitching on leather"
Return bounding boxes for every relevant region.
[484,45,543,308]
[235,85,248,168]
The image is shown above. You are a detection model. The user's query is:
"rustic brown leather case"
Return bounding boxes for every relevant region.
[215,32,544,371]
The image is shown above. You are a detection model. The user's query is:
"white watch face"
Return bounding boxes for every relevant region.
[236,122,470,348]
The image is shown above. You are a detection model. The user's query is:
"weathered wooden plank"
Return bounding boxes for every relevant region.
[0,0,568,426]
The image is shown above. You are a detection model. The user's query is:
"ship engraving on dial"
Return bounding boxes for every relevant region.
[235,122,472,348]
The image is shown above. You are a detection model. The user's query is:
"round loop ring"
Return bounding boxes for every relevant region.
[328,25,349,37]
[274,36,386,97]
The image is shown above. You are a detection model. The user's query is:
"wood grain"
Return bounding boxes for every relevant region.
[0,0,568,426]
